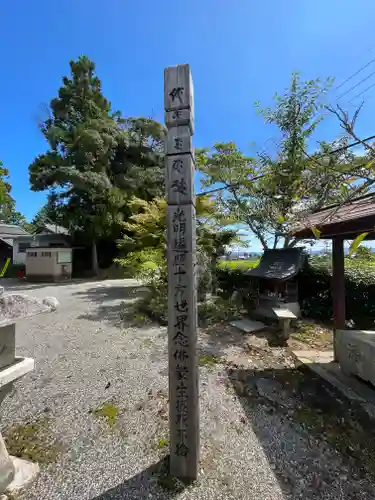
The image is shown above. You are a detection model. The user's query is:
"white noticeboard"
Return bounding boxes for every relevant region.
[57,251,72,264]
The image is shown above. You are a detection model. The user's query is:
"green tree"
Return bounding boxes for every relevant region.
[0,161,28,228]
[198,225,239,292]
[115,196,240,321]
[198,74,361,249]
[29,56,126,274]
[29,192,64,233]
[29,56,165,274]
[353,245,374,261]
[0,161,7,206]
[116,195,238,277]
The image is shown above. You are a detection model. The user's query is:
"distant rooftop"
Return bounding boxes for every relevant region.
[0,224,30,247]
[42,223,70,235]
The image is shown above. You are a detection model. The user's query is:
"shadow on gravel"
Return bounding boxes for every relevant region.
[0,278,98,292]
[91,455,188,499]
[201,323,287,359]
[74,283,147,326]
[228,365,375,499]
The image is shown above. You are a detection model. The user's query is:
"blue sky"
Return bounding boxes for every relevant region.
[1,0,375,251]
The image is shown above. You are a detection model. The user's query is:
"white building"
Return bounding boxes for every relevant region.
[12,224,70,265]
[0,224,31,265]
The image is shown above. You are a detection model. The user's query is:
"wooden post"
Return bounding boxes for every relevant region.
[332,236,346,359]
[164,64,199,480]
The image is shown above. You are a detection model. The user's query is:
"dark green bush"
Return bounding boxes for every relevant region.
[4,263,25,278]
[299,262,375,328]
[198,297,241,327]
[216,268,254,298]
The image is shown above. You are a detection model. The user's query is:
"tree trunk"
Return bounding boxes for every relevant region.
[247,220,269,250]
[211,255,217,295]
[283,236,291,248]
[92,239,99,276]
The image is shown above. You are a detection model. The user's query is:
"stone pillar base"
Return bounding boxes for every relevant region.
[0,434,14,493]
[0,356,37,495]
[4,456,39,495]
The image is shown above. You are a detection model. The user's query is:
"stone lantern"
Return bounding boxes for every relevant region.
[0,319,38,496]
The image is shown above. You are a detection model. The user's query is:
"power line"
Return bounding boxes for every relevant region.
[336,69,375,100]
[197,134,375,198]
[335,56,375,91]
[349,81,375,103]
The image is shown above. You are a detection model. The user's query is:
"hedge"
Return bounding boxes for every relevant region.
[3,263,25,278]
[216,262,375,328]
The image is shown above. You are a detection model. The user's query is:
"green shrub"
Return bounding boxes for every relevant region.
[216,268,255,299]
[217,259,375,328]
[198,297,241,327]
[136,268,168,325]
[4,263,25,278]
[298,262,375,328]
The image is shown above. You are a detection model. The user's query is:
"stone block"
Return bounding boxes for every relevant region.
[165,108,194,135]
[0,324,15,370]
[165,126,193,155]
[42,297,59,311]
[230,319,265,333]
[164,64,194,112]
[166,205,196,255]
[0,357,34,389]
[336,329,375,385]
[165,154,195,206]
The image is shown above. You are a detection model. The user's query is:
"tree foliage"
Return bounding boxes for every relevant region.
[352,245,374,261]
[198,74,366,249]
[0,161,28,228]
[116,195,239,279]
[29,56,165,273]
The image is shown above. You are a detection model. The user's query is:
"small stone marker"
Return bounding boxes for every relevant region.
[164,64,199,480]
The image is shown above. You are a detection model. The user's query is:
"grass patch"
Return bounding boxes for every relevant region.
[4,418,60,463]
[199,353,222,368]
[218,259,259,270]
[91,402,119,427]
[157,438,169,449]
[143,338,155,348]
[151,436,169,451]
[291,322,333,348]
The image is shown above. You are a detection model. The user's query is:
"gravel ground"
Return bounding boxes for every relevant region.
[1,279,375,499]
[0,292,50,321]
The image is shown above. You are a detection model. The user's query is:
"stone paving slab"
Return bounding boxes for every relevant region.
[291,349,375,419]
[230,319,266,333]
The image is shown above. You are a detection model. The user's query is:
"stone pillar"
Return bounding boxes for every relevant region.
[0,386,15,493]
[164,64,199,480]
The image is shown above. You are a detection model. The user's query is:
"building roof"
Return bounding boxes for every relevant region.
[291,193,375,239]
[0,224,30,237]
[43,224,70,235]
[0,224,30,246]
[16,233,70,243]
[245,248,306,281]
